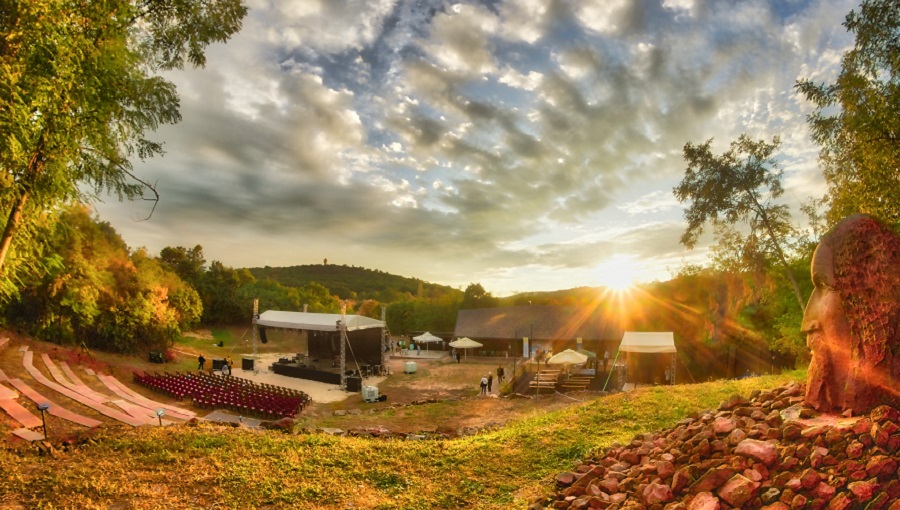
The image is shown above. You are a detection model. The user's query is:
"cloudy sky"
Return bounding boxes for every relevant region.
[95,0,858,296]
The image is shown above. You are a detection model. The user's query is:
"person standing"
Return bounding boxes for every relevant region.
[480,375,488,395]
[497,365,504,383]
[456,350,461,363]
[197,354,206,372]
[487,372,493,393]
[603,349,610,372]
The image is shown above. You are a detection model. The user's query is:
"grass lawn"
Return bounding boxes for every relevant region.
[0,369,806,509]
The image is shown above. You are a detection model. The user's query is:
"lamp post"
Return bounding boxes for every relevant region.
[37,403,50,437]
[155,408,165,426]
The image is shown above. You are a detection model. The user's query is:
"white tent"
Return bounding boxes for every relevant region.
[413,332,443,350]
[618,332,677,386]
[547,349,588,365]
[257,311,384,331]
[619,332,676,353]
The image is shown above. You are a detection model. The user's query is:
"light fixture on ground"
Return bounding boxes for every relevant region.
[155,408,165,426]
[37,403,50,437]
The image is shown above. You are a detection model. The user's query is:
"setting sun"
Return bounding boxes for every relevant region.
[594,255,642,292]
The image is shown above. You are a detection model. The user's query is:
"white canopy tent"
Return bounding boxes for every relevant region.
[619,332,676,353]
[616,332,677,386]
[547,348,589,365]
[412,332,443,350]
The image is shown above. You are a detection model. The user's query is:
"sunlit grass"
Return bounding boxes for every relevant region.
[0,370,805,509]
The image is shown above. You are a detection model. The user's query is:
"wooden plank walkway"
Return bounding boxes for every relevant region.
[7,378,102,428]
[0,397,43,428]
[96,374,195,420]
[0,382,17,400]
[11,428,44,441]
[22,351,152,427]
[41,354,111,405]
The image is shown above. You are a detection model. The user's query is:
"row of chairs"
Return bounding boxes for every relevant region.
[134,372,310,419]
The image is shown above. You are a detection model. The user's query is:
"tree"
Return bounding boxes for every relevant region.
[0,0,247,294]
[796,0,900,226]
[461,283,498,309]
[674,135,806,311]
[159,245,206,286]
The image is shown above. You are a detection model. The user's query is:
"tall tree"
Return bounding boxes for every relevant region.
[0,0,247,294]
[796,0,900,226]
[461,283,498,309]
[674,135,806,311]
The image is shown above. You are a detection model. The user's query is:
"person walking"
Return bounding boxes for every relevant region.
[480,375,488,395]
[487,372,493,393]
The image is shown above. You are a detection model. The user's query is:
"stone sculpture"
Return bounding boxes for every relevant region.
[803,214,900,414]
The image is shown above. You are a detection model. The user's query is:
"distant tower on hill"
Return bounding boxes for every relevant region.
[324,258,328,265]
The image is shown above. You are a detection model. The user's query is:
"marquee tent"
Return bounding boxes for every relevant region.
[449,337,482,359]
[616,332,677,386]
[413,332,443,350]
[547,349,588,365]
[619,332,676,353]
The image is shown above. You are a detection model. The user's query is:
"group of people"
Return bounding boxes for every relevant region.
[479,365,506,394]
[196,354,234,375]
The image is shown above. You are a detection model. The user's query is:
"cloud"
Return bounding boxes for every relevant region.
[95,0,860,295]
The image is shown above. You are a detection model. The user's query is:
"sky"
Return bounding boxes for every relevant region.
[94,0,859,296]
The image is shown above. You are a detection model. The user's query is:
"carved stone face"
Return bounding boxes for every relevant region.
[802,242,853,412]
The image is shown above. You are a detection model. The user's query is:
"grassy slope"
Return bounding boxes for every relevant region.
[0,370,805,509]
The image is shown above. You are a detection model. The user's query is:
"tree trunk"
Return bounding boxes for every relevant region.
[0,189,30,272]
[757,208,806,312]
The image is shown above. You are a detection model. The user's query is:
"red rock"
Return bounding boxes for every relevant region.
[870,406,900,423]
[689,467,735,494]
[866,455,898,478]
[598,478,618,494]
[671,468,691,494]
[800,468,822,489]
[827,493,853,510]
[657,460,675,480]
[717,474,760,507]
[643,482,674,505]
[790,494,807,509]
[713,417,736,434]
[782,423,803,440]
[735,439,779,466]
[620,450,641,465]
[687,491,720,510]
[609,493,627,504]
[811,481,836,499]
[761,503,790,510]
[848,480,879,501]
[573,466,606,489]
[801,425,830,438]
[557,472,576,486]
[853,418,873,435]
[846,440,864,459]
[743,469,763,482]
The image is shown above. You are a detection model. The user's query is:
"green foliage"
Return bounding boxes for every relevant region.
[0,0,247,294]
[461,283,498,309]
[4,205,201,352]
[248,264,461,303]
[797,0,900,226]
[675,135,806,310]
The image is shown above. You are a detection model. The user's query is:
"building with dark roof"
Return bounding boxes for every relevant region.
[453,305,625,358]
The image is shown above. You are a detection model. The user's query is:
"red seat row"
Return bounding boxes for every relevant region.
[134,371,310,419]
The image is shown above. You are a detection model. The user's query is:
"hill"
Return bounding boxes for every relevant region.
[247,263,462,301]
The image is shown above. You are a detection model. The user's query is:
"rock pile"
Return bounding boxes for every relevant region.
[540,382,900,509]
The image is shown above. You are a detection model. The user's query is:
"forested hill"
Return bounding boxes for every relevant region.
[246,264,462,301]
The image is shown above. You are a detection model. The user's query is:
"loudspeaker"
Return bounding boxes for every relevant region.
[259,327,268,344]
